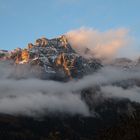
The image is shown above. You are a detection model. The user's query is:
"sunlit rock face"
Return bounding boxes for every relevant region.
[0,35,102,80]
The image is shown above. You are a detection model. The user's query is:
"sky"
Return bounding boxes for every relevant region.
[0,0,140,52]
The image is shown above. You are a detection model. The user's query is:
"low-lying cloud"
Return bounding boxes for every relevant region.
[101,85,140,103]
[0,61,140,117]
[0,82,89,116]
[0,63,90,116]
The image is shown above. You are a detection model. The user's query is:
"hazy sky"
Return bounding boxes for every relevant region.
[0,0,140,51]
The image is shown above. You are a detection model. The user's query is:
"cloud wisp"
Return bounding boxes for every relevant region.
[66,27,131,61]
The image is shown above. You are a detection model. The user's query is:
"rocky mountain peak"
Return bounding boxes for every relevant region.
[0,35,102,80]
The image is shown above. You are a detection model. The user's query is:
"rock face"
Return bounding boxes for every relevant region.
[1,35,102,80]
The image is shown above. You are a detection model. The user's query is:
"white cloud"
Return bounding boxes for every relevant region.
[66,27,130,61]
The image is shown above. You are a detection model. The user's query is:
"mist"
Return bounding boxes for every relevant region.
[101,85,140,103]
[0,61,140,116]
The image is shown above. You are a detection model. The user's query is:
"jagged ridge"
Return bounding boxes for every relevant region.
[0,35,102,80]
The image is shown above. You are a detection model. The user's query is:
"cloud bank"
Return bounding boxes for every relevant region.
[101,85,140,103]
[0,61,140,117]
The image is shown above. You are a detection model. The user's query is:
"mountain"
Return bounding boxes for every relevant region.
[0,35,102,80]
[110,58,140,70]
[0,35,140,140]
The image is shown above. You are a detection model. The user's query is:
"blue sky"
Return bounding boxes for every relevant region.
[0,0,140,51]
